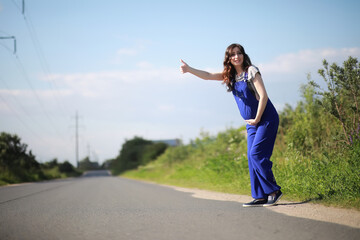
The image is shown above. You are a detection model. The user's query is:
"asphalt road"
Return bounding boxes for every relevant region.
[0,170,359,240]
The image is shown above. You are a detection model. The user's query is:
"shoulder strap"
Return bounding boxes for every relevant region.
[245,69,260,100]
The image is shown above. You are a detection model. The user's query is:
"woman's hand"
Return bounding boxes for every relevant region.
[180,59,190,74]
[245,119,259,126]
[179,59,223,80]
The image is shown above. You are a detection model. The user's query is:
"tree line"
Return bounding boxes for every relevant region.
[0,132,80,185]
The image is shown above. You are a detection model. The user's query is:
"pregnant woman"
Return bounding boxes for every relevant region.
[180,43,282,207]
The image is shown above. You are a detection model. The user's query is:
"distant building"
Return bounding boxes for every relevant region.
[152,139,182,147]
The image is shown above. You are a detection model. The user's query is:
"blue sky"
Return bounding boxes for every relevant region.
[1,0,360,165]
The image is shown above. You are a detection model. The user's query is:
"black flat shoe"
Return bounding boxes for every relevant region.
[242,199,267,207]
[263,190,283,207]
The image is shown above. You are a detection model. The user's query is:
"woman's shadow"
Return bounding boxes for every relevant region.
[277,197,320,206]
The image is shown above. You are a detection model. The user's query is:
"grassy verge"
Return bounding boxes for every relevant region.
[0,166,82,187]
[42,167,82,179]
[122,127,360,210]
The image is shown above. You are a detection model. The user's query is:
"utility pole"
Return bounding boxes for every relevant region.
[71,111,82,168]
[75,111,79,168]
[87,143,91,160]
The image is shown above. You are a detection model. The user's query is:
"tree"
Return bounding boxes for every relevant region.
[58,161,75,173]
[283,84,337,154]
[0,132,43,182]
[42,158,58,169]
[0,132,39,170]
[112,136,168,174]
[309,56,360,145]
[141,142,168,165]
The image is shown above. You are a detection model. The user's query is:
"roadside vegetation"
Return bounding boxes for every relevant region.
[107,137,169,175]
[0,132,81,186]
[120,57,360,209]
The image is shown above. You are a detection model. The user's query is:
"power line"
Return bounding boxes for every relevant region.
[10,0,21,12]
[22,6,69,118]
[1,0,70,162]
[0,76,59,142]
[10,51,65,139]
[0,36,16,54]
[0,41,14,54]
[0,5,67,141]
[1,38,65,148]
[9,0,69,119]
[0,76,36,124]
[0,90,45,143]
[0,5,64,139]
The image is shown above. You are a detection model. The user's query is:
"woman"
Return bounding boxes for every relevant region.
[180,43,282,207]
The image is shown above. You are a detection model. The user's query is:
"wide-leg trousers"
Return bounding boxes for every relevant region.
[246,119,281,199]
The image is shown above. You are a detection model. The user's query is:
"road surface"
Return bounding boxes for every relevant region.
[0,170,359,240]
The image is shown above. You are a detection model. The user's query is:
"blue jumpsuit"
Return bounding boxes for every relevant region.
[232,66,281,199]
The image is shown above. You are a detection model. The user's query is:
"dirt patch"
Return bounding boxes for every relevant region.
[171,186,360,229]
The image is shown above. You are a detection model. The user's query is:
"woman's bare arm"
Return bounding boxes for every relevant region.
[180,59,223,81]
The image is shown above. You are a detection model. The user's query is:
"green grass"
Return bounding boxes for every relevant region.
[121,127,360,210]
[0,166,82,186]
[42,167,82,179]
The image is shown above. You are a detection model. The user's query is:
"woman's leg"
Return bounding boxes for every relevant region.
[247,120,280,199]
[247,125,266,199]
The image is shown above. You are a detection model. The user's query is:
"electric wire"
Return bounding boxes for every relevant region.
[0,76,34,121]
[11,51,64,139]
[0,88,46,143]
[1,37,57,142]
[2,1,73,161]
[10,0,21,12]
[22,8,69,118]
[0,41,13,54]
[9,2,69,139]
[0,76,49,135]
[6,1,69,139]
[20,3,75,159]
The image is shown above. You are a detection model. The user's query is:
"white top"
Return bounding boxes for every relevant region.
[235,65,260,82]
[235,65,260,100]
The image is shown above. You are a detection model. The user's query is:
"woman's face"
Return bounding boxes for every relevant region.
[230,47,243,67]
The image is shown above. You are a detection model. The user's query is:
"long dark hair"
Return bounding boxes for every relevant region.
[222,43,252,91]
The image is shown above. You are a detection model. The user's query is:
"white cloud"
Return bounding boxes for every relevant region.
[137,61,153,68]
[44,65,182,98]
[114,40,148,63]
[0,101,10,112]
[117,48,138,56]
[258,47,360,79]
[0,88,72,99]
[157,104,175,112]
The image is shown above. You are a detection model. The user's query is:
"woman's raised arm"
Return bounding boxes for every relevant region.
[180,59,223,81]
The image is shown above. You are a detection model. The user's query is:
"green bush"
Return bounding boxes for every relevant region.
[111,137,169,174]
[59,161,75,173]
[0,132,47,184]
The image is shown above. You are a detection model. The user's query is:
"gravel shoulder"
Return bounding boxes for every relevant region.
[167,185,360,229]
